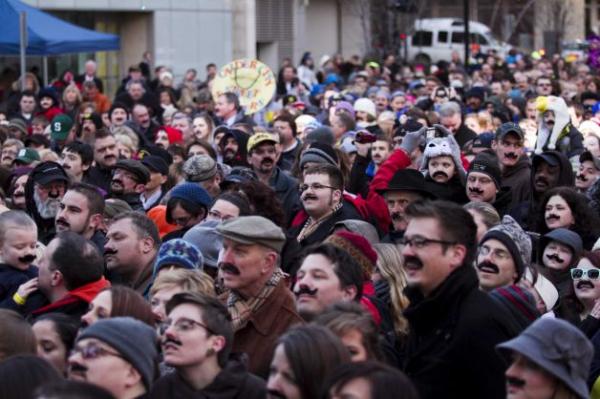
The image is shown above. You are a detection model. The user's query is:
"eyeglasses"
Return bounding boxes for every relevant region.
[172,216,192,226]
[571,268,600,280]
[159,318,213,335]
[478,245,511,262]
[399,236,456,249]
[299,183,337,193]
[70,343,125,360]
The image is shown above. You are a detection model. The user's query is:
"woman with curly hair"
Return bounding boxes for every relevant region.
[534,186,600,250]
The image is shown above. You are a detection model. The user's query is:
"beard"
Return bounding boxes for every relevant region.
[34,190,61,219]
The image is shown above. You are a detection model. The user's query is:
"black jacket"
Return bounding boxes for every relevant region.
[403,265,518,399]
[453,123,478,148]
[424,175,468,204]
[0,264,38,308]
[269,168,301,224]
[84,165,113,194]
[502,155,531,207]
[150,358,266,399]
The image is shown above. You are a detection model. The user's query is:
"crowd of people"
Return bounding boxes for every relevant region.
[0,47,600,398]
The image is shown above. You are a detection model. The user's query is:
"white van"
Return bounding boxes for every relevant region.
[406,18,511,64]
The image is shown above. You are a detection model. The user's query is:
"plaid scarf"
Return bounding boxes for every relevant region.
[227,268,284,331]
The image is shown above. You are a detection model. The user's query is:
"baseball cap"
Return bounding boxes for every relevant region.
[50,114,74,141]
[141,155,169,176]
[495,122,524,141]
[15,148,40,165]
[247,132,279,153]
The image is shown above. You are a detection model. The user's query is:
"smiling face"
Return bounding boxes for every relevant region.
[544,195,574,230]
[573,257,600,303]
[576,160,600,191]
[476,238,518,291]
[0,226,38,270]
[300,173,342,220]
[542,240,574,270]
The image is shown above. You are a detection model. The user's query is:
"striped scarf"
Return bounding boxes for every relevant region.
[227,268,284,331]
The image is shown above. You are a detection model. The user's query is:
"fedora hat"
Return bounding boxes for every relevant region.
[376,169,435,199]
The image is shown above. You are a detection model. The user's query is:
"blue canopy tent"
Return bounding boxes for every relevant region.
[0,0,119,85]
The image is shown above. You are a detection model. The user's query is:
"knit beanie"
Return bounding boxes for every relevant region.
[183,155,217,182]
[305,126,335,146]
[299,142,338,170]
[354,98,377,119]
[182,220,223,269]
[468,153,502,189]
[154,238,204,276]
[490,285,540,330]
[481,215,532,282]
[78,317,157,390]
[325,231,378,279]
[170,183,212,209]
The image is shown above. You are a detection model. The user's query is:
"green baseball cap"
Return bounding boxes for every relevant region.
[15,148,40,165]
[50,114,74,141]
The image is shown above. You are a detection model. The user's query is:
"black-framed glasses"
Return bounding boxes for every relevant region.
[298,183,337,193]
[571,268,600,280]
[70,342,125,361]
[172,216,193,226]
[159,318,214,335]
[399,236,456,249]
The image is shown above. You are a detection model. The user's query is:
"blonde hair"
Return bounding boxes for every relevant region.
[372,243,410,336]
[150,269,215,297]
[62,83,82,105]
[38,149,59,162]
[113,125,139,152]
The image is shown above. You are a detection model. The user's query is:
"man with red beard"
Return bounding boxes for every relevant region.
[493,123,531,206]
[246,132,300,220]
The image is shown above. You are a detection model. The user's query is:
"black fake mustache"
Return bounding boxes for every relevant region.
[391,212,403,221]
[506,376,525,388]
[162,337,182,347]
[104,154,116,161]
[18,254,36,263]
[577,280,595,289]
[404,255,423,270]
[477,261,499,274]
[468,187,484,195]
[261,158,274,165]
[56,217,69,227]
[577,174,588,182]
[546,214,560,222]
[432,171,449,179]
[13,192,24,198]
[104,248,118,256]
[69,363,88,374]
[545,253,565,264]
[302,194,318,201]
[294,285,318,297]
[219,262,240,275]
[505,152,518,159]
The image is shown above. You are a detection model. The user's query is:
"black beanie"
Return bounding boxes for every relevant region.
[468,153,502,188]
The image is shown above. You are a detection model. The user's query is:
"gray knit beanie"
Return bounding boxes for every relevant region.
[182,219,223,269]
[77,317,158,390]
[481,215,532,281]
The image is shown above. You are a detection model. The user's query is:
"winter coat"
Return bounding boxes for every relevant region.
[423,175,468,204]
[402,265,518,399]
[502,155,531,207]
[221,279,303,379]
[149,357,266,399]
[0,264,38,308]
[269,167,301,224]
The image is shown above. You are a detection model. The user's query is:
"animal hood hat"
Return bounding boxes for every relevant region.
[420,135,466,184]
[535,96,571,154]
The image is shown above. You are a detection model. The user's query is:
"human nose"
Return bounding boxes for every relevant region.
[80,311,94,327]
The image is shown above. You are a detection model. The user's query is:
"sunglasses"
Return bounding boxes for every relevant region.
[571,268,600,280]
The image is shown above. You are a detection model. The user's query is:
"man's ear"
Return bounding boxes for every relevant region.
[134,184,146,194]
[88,213,103,231]
[342,285,358,301]
[140,236,155,254]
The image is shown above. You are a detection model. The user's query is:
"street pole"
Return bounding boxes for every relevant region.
[464,0,470,67]
[19,12,27,91]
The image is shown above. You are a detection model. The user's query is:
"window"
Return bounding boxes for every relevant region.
[438,31,448,43]
[412,31,433,46]
[451,32,490,45]
[451,32,464,44]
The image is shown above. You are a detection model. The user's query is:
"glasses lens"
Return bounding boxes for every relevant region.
[572,268,584,279]
[589,270,600,279]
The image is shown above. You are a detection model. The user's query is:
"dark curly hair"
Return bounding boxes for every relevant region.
[555,251,600,320]
[534,186,600,248]
[238,180,286,228]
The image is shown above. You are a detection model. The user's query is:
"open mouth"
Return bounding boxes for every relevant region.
[404,256,423,271]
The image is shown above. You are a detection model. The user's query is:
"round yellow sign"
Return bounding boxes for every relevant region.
[211,59,276,115]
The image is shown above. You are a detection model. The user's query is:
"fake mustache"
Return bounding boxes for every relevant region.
[391,212,404,221]
[162,337,183,347]
[577,280,595,289]
[111,179,124,187]
[404,255,423,270]
[477,261,499,274]
[261,158,274,166]
[504,152,518,160]
[576,174,588,182]
[267,390,288,399]
[546,214,560,222]
[219,262,240,275]
[302,194,318,202]
[18,254,36,263]
[506,376,525,388]
[13,192,24,198]
[535,176,549,186]
[468,187,484,195]
[545,253,565,264]
[56,217,70,228]
[69,362,88,374]
[432,171,449,179]
[294,285,318,297]
[104,248,118,256]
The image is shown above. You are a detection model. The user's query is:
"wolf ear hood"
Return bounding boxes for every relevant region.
[535,96,570,154]
[420,135,466,184]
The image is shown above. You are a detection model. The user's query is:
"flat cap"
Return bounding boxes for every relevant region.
[216,215,286,253]
[114,159,150,184]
